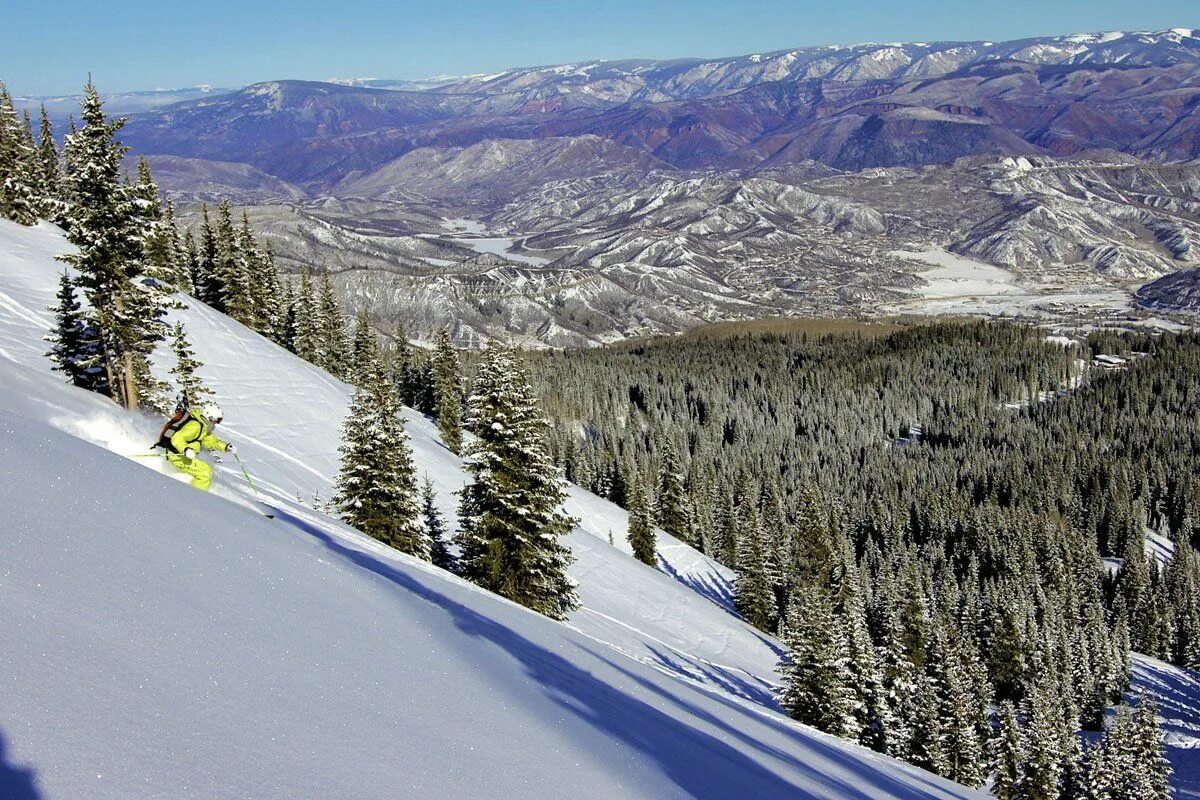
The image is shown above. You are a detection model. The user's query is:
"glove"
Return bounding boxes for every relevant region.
[184,447,197,460]
[226,443,236,454]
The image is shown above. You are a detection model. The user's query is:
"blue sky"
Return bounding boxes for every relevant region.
[2,0,1196,95]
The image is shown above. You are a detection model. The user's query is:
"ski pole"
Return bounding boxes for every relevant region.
[232,451,258,496]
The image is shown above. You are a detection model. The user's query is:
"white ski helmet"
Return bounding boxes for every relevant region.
[200,402,224,424]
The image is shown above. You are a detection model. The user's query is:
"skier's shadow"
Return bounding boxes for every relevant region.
[0,729,42,800]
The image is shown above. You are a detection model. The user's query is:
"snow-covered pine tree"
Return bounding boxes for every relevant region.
[246,230,282,342]
[1165,531,1200,670]
[334,366,423,557]
[46,271,106,392]
[415,352,437,415]
[260,245,287,345]
[276,278,297,351]
[163,200,188,288]
[235,210,264,330]
[132,157,178,288]
[0,82,39,225]
[734,502,777,631]
[349,308,380,386]
[940,637,986,786]
[909,671,949,777]
[1016,667,1066,800]
[317,272,348,378]
[873,602,917,759]
[213,199,254,323]
[57,81,168,410]
[431,326,463,454]
[778,584,859,740]
[654,440,693,545]
[1077,740,1111,800]
[456,345,578,620]
[829,535,888,752]
[420,476,454,570]
[292,270,322,363]
[991,702,1022,800]
[168,322,212,406]
[1126,697,1171,800]
[626,472,657,567]
[34,104,62,222]
[391,322,419,407]
[194,204,219,304]
[178,227,199,295]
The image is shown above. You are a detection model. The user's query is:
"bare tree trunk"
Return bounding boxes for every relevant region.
[122,350,138,411]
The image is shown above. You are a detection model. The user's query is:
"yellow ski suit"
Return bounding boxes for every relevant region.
[166,410,230,491]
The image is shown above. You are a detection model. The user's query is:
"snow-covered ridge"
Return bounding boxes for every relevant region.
[0,219,989,798]
[434,27,1200,101]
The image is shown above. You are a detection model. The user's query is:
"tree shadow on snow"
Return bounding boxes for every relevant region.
[0,729,42,800]
[657,555,738,612]
[271,505,971,800]
[656,556,787,659]
[644,644,782,709]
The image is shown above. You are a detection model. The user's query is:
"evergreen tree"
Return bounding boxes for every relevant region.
[991,702,1022,800]
[57,81,167,410]
[277,278,297,351]
[1078,741,1112,800]
[292,269,322,363]
[734,502,777,631]
[655,440,693,545]
[334,375,423,557]
[940,638,986,786]
[431,326,464,454]
[133,157,178,287]
[415,353,437,415]
[349,307,381,385]
[45,271,106,392]
[212,199,254,321]
[250,237,283,342]
[420,476,454,571]
[626,472,657,566]
[456,345,578,620]
[391,322,420,407]
[0,82,39,225]
[235,210,266,330]
[317,271,348,378]
[179,227,199,295]
[194,204,219,304]
[874,603,917,758]
[1125,698,1172,800]
[778,585,859,739]
[34,104,61,221]
[168,322,212,406]
[1017,669,1066,800]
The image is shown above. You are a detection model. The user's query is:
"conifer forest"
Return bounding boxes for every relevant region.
[521,323,1195,794]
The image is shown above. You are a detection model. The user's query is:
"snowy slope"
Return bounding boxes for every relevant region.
[0,220,779,703]
[0,218,985,798]
[1132,655,1200,799]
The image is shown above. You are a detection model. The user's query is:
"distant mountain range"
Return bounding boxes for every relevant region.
[49,27,1200,340]
[16,85,234,125]
[117,28,1200,188]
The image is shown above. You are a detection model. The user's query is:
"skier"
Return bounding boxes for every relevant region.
[162,402,235,491]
